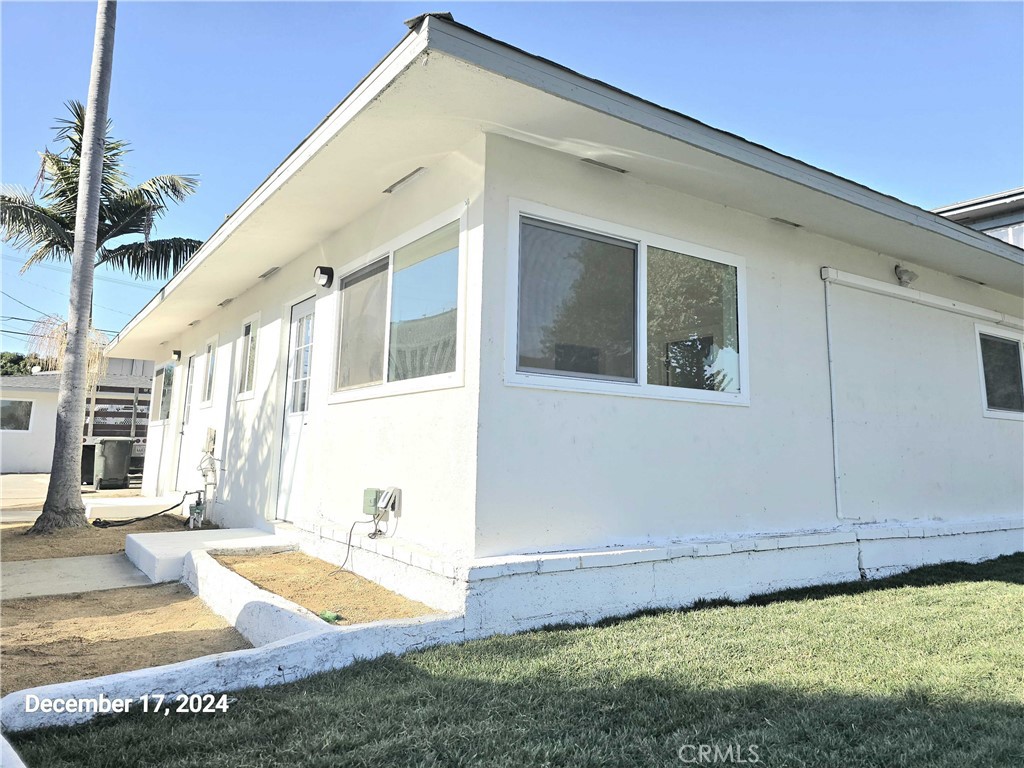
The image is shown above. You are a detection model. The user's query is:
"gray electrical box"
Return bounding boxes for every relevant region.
[362,488,381,517]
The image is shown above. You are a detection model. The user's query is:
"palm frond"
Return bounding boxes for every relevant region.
[96,237,203,280]
[122,174,200,209]
[0,186,74,267]
[96,198,152,245]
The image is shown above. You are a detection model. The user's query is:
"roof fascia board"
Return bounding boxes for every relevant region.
[107,28,429,355]
[422,17,1023,268]
[934,187,1024,217]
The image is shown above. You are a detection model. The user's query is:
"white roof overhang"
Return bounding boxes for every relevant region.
[108,14,1023,359]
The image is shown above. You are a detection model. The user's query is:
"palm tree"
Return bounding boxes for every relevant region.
[0,100,202,280]
[2,3,203,534]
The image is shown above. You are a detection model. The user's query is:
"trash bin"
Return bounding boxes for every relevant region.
[81,444,96,485]
[93,438,133,490]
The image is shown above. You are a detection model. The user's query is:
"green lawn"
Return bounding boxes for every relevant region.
[10,554,1023,767]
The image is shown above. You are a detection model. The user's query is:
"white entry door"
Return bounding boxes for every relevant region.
[174,354,200,491]
[276,297,315,521]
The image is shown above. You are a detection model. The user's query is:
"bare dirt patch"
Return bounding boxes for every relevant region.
[214,551,437,625]
[0,583,250,696]
[0,514,187,562]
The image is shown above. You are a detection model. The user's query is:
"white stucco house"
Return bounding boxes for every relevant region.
[1,358,153,476]
[107,14,1023,630]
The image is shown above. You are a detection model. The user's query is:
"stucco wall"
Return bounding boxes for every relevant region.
[141,136,486,558]
[0,390,57,474]
[473,134,1023,558]
[829,284,1023,521]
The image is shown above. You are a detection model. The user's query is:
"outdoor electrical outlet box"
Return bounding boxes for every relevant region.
[363,488,381,516]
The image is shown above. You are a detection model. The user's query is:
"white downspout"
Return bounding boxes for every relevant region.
[821,267,855,521]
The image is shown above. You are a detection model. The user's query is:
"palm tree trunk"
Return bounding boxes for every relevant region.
[30,0,117,533]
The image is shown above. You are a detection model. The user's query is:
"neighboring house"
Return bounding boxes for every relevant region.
[107,14,1023,629]
[0,358,154,475]
[934,187,1024,249]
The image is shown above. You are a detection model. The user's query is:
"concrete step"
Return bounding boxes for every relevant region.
[125,528,298,583]
[85,495,185,521]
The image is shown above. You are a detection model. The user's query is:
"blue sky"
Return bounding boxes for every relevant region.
[2,2,1022,353]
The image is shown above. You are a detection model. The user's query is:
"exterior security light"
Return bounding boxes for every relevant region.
[313,266,334,288]
[895,265,919,287]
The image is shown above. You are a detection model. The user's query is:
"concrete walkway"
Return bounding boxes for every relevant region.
[1,473,141,519]
[0,553,151,600]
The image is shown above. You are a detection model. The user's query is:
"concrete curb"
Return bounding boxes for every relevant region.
[1,734,28,768]
[184,549,331,646]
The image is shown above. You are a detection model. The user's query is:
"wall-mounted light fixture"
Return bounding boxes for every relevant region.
[172,350,182,362]
[894,265,919,287]
[313,265,334,288]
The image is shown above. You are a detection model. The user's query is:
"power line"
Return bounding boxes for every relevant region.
[2,255,164,291]
[1,315,119,334]
[8,279,134,317]
[0,290,49,316]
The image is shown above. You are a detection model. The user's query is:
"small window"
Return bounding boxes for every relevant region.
[202,341,216,402]
[517,218,636,381]
[0,399,33,431]
[152,364,175,422]
[238,321,258,394]
[978,330,1024,414]
[335,220,461,391]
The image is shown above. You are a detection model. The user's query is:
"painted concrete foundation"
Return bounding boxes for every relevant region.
[286,514,1022,633]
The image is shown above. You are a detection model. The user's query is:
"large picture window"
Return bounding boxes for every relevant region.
[0,399,33,431]
[978,328,1024,416]
[512,207,747,404]
[335,220,459,392]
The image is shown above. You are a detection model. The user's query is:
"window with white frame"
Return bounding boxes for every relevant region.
[514,211,745,401]
[335,220,459,391]
[0,399,33,431]
[238,320,258,395]
[202,339,217,403]
[977,327,1024,415]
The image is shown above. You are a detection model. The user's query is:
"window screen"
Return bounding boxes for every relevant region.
[336,260,388,389]
[518,218,636,381]
[980,333,1024,412]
